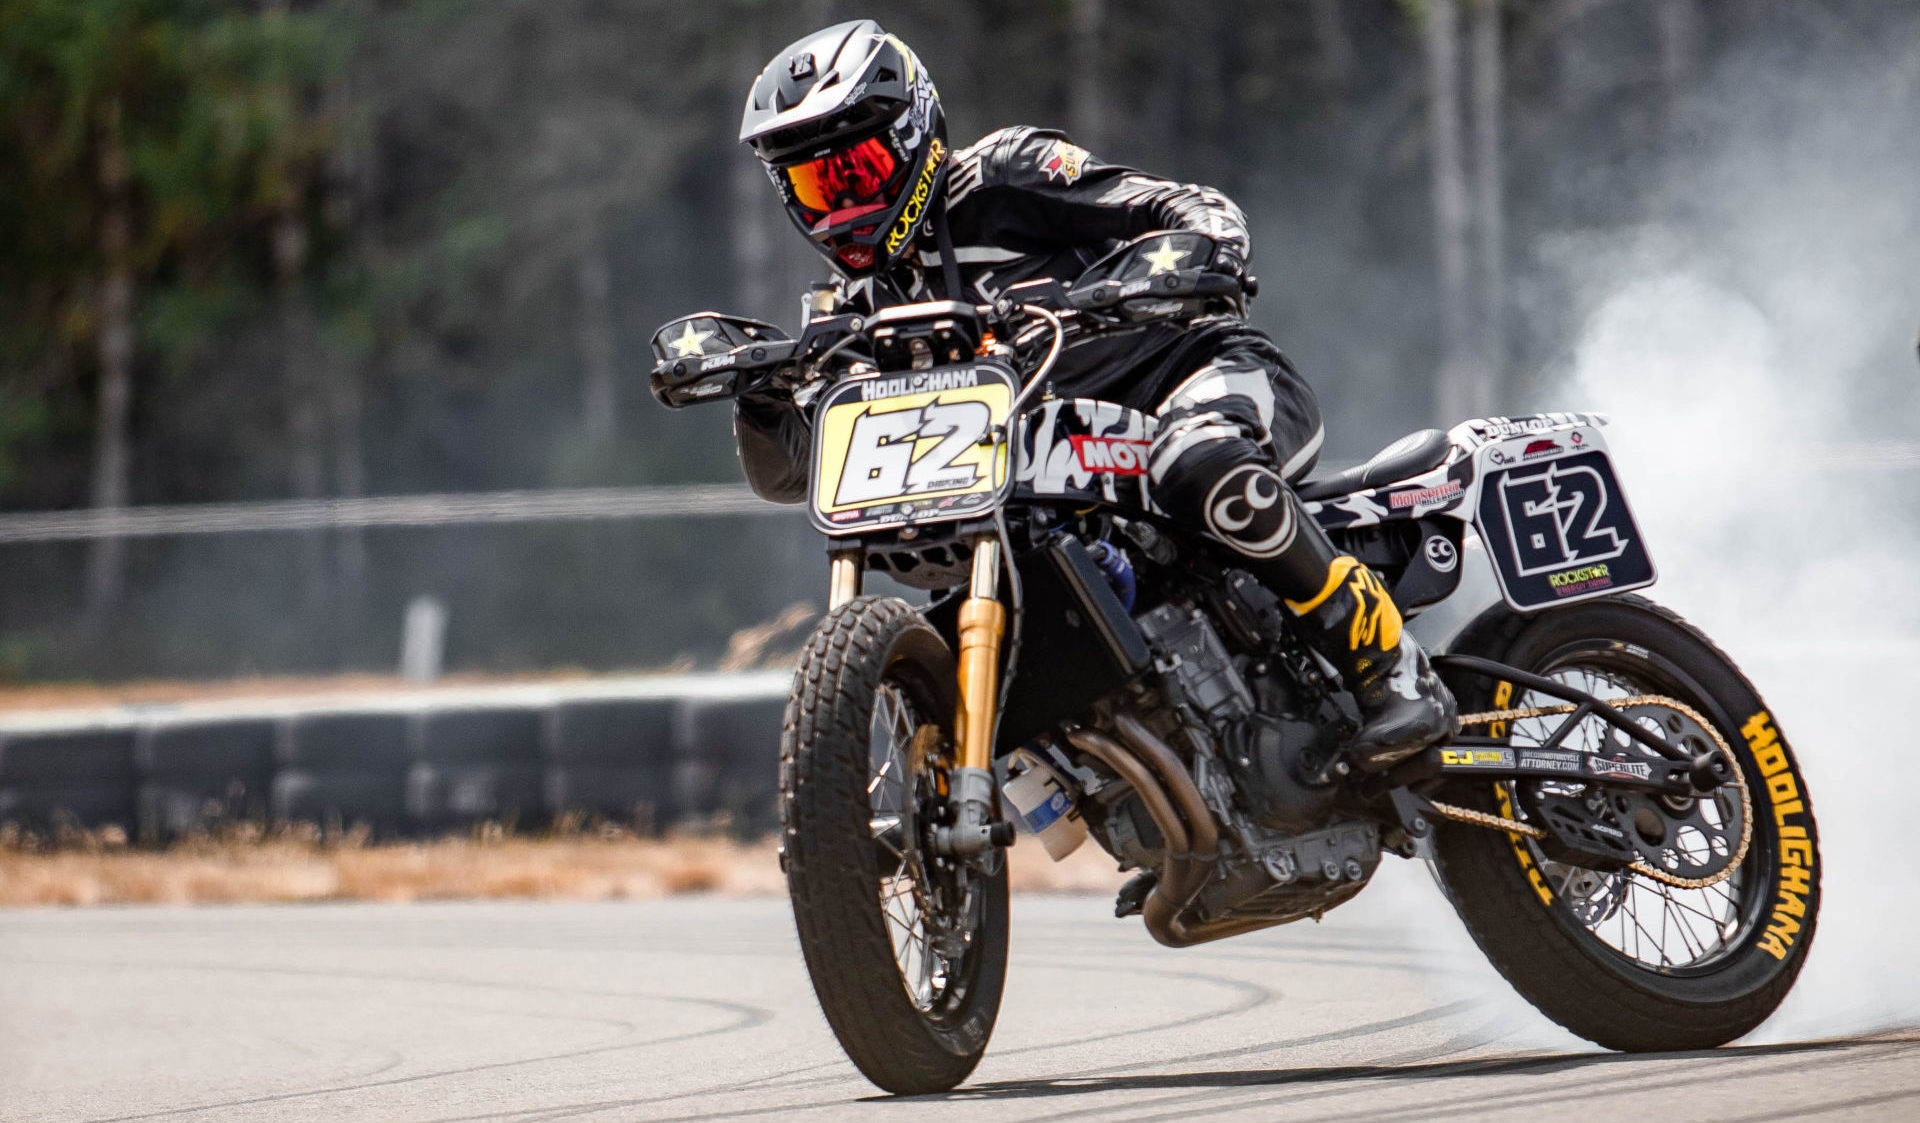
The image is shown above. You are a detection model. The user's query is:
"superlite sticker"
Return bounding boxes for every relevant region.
[1744,711,1815,961]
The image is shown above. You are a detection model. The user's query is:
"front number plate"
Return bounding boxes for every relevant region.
[809,363,1016,534]
[1473,430,1656,610]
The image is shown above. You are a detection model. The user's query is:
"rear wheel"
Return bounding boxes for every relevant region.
[1433,595,1819,1051]
[780,596,1009,1094]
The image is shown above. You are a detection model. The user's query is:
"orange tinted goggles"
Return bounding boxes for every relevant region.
[783,136,901,216]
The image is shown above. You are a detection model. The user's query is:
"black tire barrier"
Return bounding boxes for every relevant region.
[418,707,544,765]
[138,718,277,777]
[271,769,410,833]
[277,711,413,771]
[0,727,136,787]
[673,696,787,834]
[134,719,276,838]
[549,697,676,823]
[548,697,675,764]
[543,765,666,830]
[406,762,546,829]
[0,728,138,832]
[0,681,790,836]
[0,784,135,832]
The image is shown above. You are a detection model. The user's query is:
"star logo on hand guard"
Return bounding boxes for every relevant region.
[670,322,714,358]
[1144,237,1186,275]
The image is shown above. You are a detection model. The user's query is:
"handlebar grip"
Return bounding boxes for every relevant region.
[1187,272,1243,297]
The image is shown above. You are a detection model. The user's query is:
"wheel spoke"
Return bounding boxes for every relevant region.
[1507,664,1760,972]
[865,680,975,1013]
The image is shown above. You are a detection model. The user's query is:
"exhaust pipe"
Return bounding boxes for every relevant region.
[1063,727,1194,932]
[1108,711,1292,948]
[1071,713,1252,947]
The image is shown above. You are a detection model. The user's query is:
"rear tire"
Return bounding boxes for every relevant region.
[780,596,1009,1094]
[1433,595,1819,1051]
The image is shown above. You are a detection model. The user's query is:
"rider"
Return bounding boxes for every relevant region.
[732,21,1455,767]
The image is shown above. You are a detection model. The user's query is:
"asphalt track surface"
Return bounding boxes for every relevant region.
[4,858,1917,1123]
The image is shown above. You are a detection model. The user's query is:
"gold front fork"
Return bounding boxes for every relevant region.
[828,550,863,609]
[953,536,1006,772]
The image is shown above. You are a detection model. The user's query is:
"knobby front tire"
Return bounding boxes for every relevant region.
[780,595,1010,1095]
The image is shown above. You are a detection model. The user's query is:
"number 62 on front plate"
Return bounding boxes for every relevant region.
[808,362,1017,535]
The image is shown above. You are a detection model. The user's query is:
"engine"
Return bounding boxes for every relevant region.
[1123,585,1383,927]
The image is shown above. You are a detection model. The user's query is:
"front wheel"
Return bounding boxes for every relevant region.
[780,596,1009,1094]
[1433,595,1820,1051]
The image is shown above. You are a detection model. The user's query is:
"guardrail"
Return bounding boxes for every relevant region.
[6,441,1917,544]
[0,672,791,839]
[0,485,796,544]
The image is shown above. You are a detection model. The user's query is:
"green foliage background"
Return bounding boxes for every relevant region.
[1,1,1915,682]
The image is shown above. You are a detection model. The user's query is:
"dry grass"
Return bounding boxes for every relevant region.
[0,824,1126,908]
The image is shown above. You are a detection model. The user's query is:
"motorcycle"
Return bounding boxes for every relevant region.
[650,231,1821,1094]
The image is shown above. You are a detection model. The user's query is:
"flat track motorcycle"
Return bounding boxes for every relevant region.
[650,231,1820,1094]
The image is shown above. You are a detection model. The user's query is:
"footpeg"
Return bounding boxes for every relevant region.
[1114,870,1157,918]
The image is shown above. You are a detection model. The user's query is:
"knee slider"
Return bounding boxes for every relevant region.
[1150,426,1302,562]
[1149,419,1264,521]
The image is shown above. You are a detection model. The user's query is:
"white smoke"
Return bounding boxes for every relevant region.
[1566,265,1920,1042]
[1357,17,1920,1048]
[1546,24,1920,1037]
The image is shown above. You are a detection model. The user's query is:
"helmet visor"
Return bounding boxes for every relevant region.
[782,137,902,230]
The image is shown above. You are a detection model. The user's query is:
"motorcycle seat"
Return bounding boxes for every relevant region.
[1295,428,1452,501]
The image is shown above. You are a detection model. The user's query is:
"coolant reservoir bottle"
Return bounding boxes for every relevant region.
[1003,752,1088,860]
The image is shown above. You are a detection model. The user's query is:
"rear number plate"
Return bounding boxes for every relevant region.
[1474,436,1656,610]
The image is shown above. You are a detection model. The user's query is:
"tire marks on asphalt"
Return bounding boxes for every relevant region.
[0,956,781,1123]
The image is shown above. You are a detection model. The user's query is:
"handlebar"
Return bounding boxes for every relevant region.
[649,265,1247,410]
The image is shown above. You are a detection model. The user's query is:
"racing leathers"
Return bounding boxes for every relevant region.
[734,126,1454,765]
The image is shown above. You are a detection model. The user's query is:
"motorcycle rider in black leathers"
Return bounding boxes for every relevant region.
[733,21,1455,766]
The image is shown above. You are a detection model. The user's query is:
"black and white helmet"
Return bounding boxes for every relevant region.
[740,21,946,276]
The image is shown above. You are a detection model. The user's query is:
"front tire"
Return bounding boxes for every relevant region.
[780,596,1009,1094]
[1433,595,1820,1051]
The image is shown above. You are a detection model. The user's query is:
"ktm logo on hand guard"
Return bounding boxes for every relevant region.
[1203,464,1296,558]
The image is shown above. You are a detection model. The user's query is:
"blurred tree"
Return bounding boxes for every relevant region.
[1469,0,1506,400]
[4,0,1914,683]
[0,0,344,622]
[1420,0,1478,423]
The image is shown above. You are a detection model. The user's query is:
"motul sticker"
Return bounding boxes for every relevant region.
[1070,435,1150,476]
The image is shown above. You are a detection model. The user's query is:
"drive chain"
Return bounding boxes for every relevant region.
[1430,693,1752,890]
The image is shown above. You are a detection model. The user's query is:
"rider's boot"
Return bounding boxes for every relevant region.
[1284,555,1457,770]
[1148,424,1456,768]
